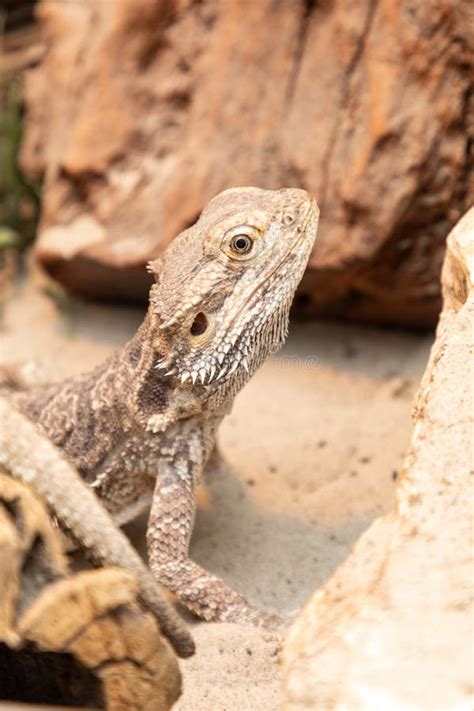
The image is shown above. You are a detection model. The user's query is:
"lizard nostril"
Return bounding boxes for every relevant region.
[190,312,208,336]
[282,212,295,226]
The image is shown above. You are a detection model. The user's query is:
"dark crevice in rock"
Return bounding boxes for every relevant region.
[0,642,103,708]
[345,0,379,79]
[17,533,61,616]
[1,496,25,537]
[319,0,379,209]
[284,1,315,111]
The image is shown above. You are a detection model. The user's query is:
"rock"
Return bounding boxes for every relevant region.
[20,0,472,325]
[281,208,474,709]
[0,473,182,710]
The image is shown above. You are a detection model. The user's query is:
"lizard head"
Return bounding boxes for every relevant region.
[149,187,319,393]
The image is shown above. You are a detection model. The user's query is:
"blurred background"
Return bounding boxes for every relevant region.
[1,0,472,328]
[0,2,473,709]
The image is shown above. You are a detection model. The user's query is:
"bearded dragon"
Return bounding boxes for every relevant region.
[0,186,319,658]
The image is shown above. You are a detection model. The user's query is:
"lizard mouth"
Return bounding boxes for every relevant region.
[202,198,317,382]
[226,198,317,330]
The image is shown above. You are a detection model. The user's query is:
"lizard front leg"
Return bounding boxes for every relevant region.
[147,431,279,627]
[0,398,194,658]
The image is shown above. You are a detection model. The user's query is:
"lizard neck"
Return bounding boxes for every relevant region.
[120,308,204,431]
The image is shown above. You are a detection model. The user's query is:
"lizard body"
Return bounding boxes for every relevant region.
[2,187,319,654]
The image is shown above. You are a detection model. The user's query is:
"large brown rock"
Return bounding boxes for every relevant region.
[21,0,472,325]
[281,208,474,709]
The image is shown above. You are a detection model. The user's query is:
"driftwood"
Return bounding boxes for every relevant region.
[0,473,181,710]
[19,0,473,326]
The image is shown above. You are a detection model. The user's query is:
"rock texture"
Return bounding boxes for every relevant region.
[20,0,473,325]
[0,473,181,710]
[281,208,474,710]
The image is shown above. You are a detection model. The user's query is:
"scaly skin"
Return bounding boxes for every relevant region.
[0,398,195,658]
[5,187,319,649]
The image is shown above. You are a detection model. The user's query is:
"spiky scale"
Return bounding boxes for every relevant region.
[227,361,239,377]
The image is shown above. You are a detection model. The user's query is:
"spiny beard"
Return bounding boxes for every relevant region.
[155,272,297,388]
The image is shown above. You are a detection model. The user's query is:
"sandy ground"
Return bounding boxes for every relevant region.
[0,273,433,710]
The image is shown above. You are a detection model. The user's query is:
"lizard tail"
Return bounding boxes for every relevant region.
[0,397,195,658]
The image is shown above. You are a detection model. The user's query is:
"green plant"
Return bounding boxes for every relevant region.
[0,67,41,252]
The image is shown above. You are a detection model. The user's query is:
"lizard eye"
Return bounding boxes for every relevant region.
[222,225,260,260]
[230,234,253,254]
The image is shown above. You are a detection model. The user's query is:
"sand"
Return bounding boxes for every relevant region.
[0,274,433,710]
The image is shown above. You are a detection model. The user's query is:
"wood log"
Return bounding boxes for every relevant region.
[0,473,181,711]
[18,0,474,326]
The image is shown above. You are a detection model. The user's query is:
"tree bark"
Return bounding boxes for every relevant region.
[20,0,473,326]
